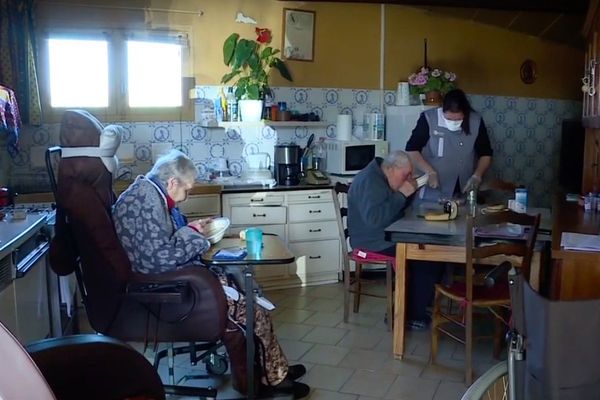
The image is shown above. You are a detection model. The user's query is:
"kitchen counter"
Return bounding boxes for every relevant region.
[0,212,50,260]
[222,183,333,194]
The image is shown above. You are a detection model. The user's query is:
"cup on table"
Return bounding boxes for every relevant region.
[245,227,263,255]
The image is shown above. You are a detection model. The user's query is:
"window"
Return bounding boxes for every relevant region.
[42,29,191,121]
[127,40,182,107]
[48,38,109,108]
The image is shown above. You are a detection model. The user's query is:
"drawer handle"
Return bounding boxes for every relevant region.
[308,195,321,199]
[309,210,322,214]
[309,228,322,233]
[309,255,322,259]
[253,213,267,217]
[250,198,264,202]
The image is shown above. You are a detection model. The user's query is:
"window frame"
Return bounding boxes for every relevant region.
[39,27,194,123]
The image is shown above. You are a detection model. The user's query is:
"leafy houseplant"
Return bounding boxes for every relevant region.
[408,67,457,96]
[221,28,292,100]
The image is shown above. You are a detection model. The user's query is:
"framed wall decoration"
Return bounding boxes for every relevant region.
[283,9,315,62]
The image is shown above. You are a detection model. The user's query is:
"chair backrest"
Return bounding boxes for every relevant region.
[333,182,351,273]
[48,110,133,333]
[465,210,541,301]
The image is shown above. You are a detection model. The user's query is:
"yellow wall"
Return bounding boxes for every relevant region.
[37,0,584,100]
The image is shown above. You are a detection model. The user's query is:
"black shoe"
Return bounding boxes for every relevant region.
[266,378,310,399]
[287,364,307,380]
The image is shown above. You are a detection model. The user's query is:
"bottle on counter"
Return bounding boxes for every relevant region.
[220,87,228,121]
[467,187,477,217]
[226,88,238,122]
[584,192,593,212]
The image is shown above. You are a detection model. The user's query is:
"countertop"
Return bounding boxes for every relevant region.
[13,181,333,202]
[0,212,50,260]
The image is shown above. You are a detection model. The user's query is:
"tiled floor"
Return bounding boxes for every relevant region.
[86,282,504,399]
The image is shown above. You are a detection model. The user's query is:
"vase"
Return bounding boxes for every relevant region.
[423,90,443,106]
[239,99,264,122]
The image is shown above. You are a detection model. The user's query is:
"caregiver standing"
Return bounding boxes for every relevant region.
[405,89,493,202]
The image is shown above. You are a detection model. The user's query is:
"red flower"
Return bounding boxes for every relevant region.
[255,28,272,44]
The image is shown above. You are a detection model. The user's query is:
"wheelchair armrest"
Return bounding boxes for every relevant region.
[126,281,190,304]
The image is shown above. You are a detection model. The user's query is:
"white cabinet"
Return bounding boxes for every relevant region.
[179,194,221,219]
[222,188,341,289]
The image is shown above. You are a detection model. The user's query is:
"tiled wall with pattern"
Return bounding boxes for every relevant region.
[7,86,581,207]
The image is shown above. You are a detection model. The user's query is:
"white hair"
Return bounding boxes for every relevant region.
[381,150,411,169]
[146,149,197,186]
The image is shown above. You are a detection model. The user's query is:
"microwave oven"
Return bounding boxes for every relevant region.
[324,140,388,175]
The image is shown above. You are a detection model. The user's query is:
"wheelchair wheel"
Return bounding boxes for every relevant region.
[205,352,228,375]
[461,362,508,400]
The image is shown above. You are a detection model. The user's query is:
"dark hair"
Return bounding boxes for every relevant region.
[442,89,473,134]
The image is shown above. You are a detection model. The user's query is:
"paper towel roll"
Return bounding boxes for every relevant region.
[336,114,352,141]
[396,82,410,106]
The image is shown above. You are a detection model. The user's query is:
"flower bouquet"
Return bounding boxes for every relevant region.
[408,67,457,96]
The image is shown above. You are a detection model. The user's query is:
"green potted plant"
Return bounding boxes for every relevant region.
[221,27,292,121]
[408,67,457,105]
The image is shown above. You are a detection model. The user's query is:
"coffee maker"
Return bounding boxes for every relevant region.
[274,144,300,186]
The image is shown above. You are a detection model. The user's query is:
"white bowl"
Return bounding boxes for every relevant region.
[204,217,231,244]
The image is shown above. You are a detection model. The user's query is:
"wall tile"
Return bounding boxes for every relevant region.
[8,86,581,207]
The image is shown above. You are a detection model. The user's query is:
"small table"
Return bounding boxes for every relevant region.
[384,203,552,359]
[200,234,294,400]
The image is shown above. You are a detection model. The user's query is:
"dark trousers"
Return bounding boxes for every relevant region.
[381,245,445,321]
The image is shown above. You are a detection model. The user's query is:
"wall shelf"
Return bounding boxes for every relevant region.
[200,121,329,129]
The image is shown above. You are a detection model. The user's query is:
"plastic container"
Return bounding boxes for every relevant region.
[226,88,237,122]
[245,227,263,255]
[515,188,528,213]
[467,188,477,217]
[584,192,593,212]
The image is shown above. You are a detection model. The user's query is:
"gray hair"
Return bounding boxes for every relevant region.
[381,150,411,169]
[146,149,197,186]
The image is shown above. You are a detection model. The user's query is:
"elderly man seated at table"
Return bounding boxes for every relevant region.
[112,149,309,398]
[348,150,445,330]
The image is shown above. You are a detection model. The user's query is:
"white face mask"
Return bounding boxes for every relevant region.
[445,118,463,132]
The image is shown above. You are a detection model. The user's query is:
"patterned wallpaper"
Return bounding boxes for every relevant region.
[7,85,581,207]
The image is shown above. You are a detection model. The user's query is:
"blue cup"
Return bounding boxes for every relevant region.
[245,228,263,255]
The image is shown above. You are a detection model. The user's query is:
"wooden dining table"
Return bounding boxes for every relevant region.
[384,202,552,359]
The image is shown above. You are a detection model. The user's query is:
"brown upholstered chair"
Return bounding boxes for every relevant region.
[46,110,228,397]
[430,209,540,385]
[333,182,393,330]
[0,319,164,400]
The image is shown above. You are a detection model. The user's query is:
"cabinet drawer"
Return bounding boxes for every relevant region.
[179,194,221,217]
[230,206,287,225]
[288,202,335,222]
[229,224,285,239]
[287,190,333,204]
[289,240,340,275]
[227,193,284,206]
[288,221,339,241]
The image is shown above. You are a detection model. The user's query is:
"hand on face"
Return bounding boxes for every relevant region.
[398,178,417,198]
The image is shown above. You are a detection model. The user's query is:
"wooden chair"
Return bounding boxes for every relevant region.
[332,182,394,330]
[430,209,540,385]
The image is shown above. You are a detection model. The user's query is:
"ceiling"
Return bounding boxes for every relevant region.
[281,0,590,48]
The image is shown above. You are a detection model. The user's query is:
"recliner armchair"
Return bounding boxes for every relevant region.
[47,110,228,397]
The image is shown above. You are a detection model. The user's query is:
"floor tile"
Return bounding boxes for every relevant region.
[275,322,315,341]
[301,344,350,366]
[308,285,345,299]
[309,389,358,400]
[302,365,355,391]
[304,311,344,327]
[433,381,467,400]
[337,329,386,350]
[384,375,440,400]
[306,297,344,313]
[278,338,315,361]
[339,349,390,370]
[303,326,348,345]
[277,295,317,309]
[377,355,427,378]
[339,369,397,397]
[420,359,465,383]
[273,308,315,323]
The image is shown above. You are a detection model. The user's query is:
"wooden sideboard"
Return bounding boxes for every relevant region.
[551,194,600,299]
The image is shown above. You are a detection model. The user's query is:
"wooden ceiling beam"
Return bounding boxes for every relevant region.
[277,0,588,15]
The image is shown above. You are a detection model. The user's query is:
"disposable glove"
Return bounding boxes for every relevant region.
[427,171,439,189]
[462,174,482,193]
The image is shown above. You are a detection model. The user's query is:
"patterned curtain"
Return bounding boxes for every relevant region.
[0,0,41,126]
